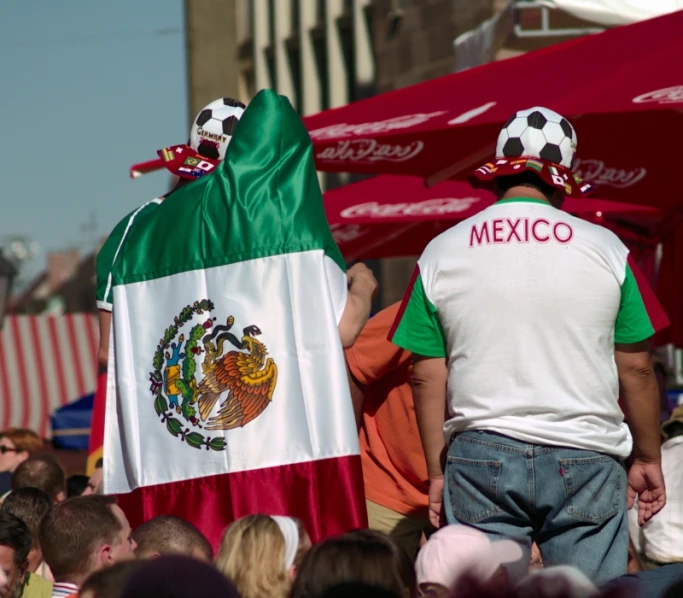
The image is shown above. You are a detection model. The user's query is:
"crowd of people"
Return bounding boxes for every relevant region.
[3,97,683,598]
[0,429,682,598]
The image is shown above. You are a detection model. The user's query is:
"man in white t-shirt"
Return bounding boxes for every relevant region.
[390,107,670,585]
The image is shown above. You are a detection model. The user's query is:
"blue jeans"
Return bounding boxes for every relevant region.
[444,430,628,586]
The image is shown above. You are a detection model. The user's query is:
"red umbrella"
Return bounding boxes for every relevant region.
[306,10,683,208]
[325,175,662,261]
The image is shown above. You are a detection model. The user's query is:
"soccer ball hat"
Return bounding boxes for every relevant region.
[157,97,246,180]
[470,106,593,198]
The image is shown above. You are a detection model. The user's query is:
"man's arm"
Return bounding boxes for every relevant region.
[616,341,666,525]
[98,310,112,368]
[338,263,378,349]
[413,354,449,527]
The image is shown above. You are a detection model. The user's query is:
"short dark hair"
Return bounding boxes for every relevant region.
[11,455,66,501]
[39,495,122,580]
[494,171,559,201]
[0,512,32,566]
[664,421,683,439]
[133,515,212,561]
[80,560,144,598]
[1,487,52,544]
[67,474,90,497]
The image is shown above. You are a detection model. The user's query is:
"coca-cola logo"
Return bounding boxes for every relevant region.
[331,224,369,243]
[340,197,481,219]
[316,139,424,163]
[573,159,647,189]
[308,112,446,140]
[633,86,683,105]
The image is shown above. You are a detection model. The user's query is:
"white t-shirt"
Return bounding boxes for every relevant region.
[391,197,667,458]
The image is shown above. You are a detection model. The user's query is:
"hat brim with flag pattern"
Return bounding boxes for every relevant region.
[157,144,220,180]
[470,156,593,198]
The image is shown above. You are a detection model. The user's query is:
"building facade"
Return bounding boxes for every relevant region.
[183,0,602,306]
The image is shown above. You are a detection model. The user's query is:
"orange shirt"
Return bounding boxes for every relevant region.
[345,303,429,517]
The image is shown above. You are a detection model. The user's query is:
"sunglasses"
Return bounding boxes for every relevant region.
[0,446,17,454]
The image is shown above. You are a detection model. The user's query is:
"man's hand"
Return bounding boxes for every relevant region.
[338,263,378,349]
[627,458,666,526]
[347,263,378,299]
[428,474,444,528]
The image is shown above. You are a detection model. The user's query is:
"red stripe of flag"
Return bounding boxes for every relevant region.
[29,317,52,437]
[10,317,31,429]
[65,314,86,400]
[0,323,12,430]
[116,455,367,553]
[627,254,671,334]
[388,265,419,341]
[47,317,69,407]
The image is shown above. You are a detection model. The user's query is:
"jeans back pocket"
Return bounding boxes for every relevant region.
[560,456,624,524]
[448,457,503,524]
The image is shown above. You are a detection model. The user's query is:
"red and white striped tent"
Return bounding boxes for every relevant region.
[0,314,99,438]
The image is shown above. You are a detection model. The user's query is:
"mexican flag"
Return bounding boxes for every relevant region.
[104,90,367,548]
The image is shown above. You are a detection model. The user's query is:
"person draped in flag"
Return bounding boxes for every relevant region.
[92,96,377,471]
[390,106,670,585]
[103,90,375,550]
[90,97,247,474]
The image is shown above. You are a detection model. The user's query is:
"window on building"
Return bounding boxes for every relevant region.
[286,38,303,114]
[337,12,355,102]
[291,0,300,32]
[264,46,277,90]
[236,0,253,42]
[316,0,326,23]
[268,0,276,44]
[310,27,329,110]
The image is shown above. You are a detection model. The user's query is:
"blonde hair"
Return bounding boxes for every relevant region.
[216,514,290,598]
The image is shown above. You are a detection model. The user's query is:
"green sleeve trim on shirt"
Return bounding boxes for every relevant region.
[615,263,655,344]
[391,272,448,358]
[96,201,161,306]
[96,214,132,304]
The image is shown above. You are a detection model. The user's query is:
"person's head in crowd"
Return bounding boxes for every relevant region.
[345,529,416,597]
[415,526,522,597]
[216,514,310,598]
[79,561,144,598]
[0,512,31,598]
[320,583,402,598]
[132,515,212,562]
[67,474,90,498]
[39,495,136,589]
[515,566,598,598]
[121,555,240,598]
[11,455,66,503]
[1,487,51,574]
[82,459,103,496]
[0,430,41,474]
[291,530,415,598]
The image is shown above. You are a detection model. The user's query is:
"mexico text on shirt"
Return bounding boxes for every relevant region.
[391,197,669,458]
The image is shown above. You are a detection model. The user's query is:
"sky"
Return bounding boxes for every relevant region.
[0,0,186,286]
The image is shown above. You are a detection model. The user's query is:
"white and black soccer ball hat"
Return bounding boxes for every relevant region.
[189,97,246,161]
[496,107,577,168]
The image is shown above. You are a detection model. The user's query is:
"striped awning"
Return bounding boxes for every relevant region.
[0,314,99,438]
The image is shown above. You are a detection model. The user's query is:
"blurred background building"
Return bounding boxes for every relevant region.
[8,0,668,312]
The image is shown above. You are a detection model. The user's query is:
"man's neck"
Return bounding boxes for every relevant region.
[54,575,84,589]
[499,186,563,209]
[500,186,550,203]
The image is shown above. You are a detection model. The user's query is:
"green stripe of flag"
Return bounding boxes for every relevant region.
[114,90,345,287]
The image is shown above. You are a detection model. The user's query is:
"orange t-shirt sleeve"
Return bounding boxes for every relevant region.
[346,303,412,386]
